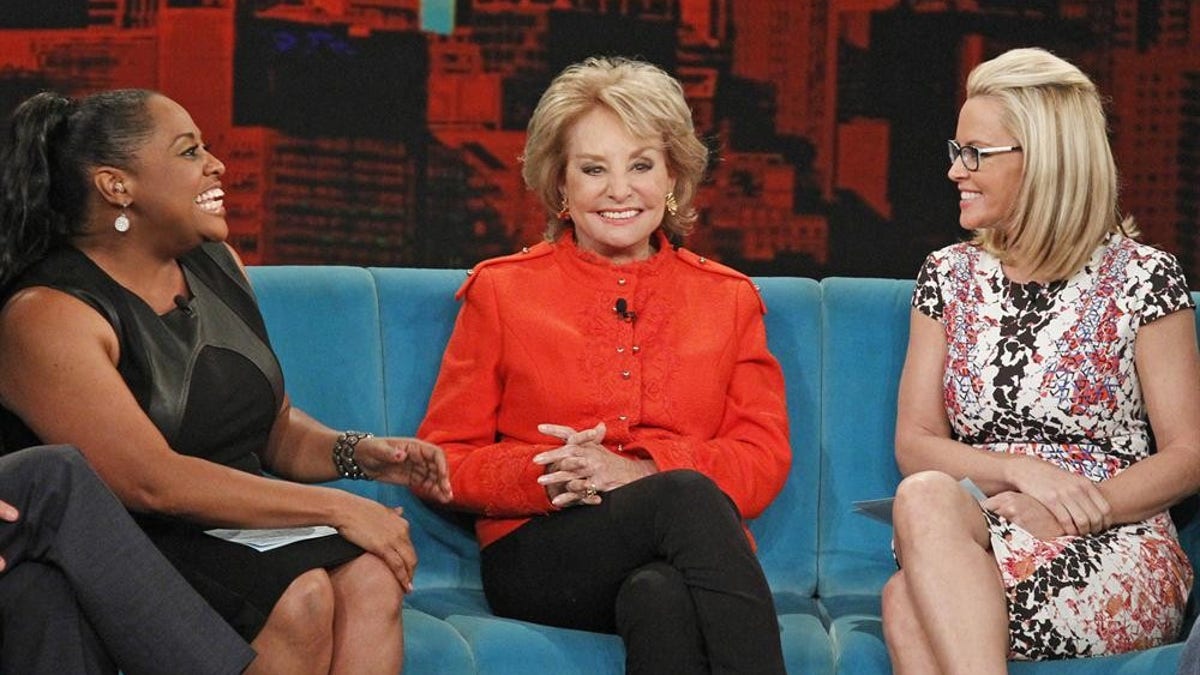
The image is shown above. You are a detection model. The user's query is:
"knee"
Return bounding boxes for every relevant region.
[269,568,336,645]
[892,471,966,536]
[333,554,403,618]
[5,445,91,488]
[618,563,688,608]
[615,562,692,627]
[32,444,87,464]
[0,562,75,618]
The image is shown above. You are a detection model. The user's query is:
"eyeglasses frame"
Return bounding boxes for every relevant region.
[947,139,1022,172]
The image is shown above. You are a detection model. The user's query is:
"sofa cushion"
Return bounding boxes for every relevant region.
[247,265,387,503]
[752,277,823,603]
[817,277,912,602]
[369,267,482,592]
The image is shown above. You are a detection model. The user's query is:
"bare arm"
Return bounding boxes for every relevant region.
[895,308,1020,490]
[1096,309,1200,523]
[0,288,421,586]
[226,244,450,501]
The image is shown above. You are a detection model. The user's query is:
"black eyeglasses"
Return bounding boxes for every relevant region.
[947,139,1022,171]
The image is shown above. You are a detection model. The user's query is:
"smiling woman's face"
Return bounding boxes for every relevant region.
[560,106,675,264]
[948,96,1024,233]
[121,95,228,246]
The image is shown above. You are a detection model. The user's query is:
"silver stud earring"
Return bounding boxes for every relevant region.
[114,204,131,233]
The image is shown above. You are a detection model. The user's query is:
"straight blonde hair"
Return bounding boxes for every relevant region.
[966,47,1135,280]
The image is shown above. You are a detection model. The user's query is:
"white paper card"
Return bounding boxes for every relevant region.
[204,525,338,552]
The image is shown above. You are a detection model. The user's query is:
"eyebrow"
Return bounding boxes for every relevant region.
[171,132,199,146]
[573,147,658,161]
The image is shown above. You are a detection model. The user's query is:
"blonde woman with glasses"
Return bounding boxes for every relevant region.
[882,47,1200,673]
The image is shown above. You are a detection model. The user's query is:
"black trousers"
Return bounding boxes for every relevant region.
[0,445,256,675]
[481,469,786,675]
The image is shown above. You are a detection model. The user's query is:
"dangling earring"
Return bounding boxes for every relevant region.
[664,192,679,217]
[114,203,131,233]
[557,195,571,221]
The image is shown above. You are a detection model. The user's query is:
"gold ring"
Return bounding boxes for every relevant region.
[584,484,598,498]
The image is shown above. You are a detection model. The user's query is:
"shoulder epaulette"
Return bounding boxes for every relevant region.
[674,247,766,313]
[456,241,554,299]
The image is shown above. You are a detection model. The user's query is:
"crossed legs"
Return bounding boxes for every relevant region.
[481,469,784,675]
[882,471,1008,675]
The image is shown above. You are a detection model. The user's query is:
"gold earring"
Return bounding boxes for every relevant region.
[114,202,131,233]
[557,195,570,221]
[665,192,678,216]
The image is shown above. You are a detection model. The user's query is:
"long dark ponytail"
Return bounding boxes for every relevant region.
[0,89,154,289]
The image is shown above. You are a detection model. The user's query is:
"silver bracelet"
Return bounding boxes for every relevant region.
[332,430,374,480]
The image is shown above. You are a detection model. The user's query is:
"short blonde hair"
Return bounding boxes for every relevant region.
[521,56,709,243]
[966,47,1135,280]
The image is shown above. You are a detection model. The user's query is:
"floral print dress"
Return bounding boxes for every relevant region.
[912,234,1195,660]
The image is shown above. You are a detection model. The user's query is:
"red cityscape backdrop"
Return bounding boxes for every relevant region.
[2,0,1198,286]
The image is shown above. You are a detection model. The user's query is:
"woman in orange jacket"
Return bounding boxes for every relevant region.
[418,57,790,674]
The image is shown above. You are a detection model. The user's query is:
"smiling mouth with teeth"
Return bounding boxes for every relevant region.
[600,209,640,220]
[195,187,225,214]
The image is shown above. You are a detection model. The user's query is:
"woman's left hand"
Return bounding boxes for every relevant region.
[982,490,1072,540]
[355,436,453,503]
[533,422,654,508]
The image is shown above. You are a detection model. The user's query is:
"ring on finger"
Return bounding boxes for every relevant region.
[583,483,598,498]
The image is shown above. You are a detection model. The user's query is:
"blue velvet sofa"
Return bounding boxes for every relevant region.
[246,266,1200,674]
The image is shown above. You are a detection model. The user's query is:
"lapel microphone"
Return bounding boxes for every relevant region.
[174,294,195,317]
[614,297,636,323]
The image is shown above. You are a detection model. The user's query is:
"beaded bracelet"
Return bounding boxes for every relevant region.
[332,430,374,480]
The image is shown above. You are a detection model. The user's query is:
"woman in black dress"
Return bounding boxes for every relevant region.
[0,89,452,674]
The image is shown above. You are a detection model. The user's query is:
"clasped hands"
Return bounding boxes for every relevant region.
[983,454,1112,539]
[533,422,651,508]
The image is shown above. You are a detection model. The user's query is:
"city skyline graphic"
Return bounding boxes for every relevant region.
[1,0,1197,286]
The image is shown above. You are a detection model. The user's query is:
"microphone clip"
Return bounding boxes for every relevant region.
[173,294,195,317]
[613,297,636,323]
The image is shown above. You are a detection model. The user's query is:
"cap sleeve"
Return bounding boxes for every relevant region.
[1135,249,1195,327]
[912,253,945,321]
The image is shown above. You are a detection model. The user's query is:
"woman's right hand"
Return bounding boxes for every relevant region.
[1005,454,1111,535]
[534,422,607,507]
[332,495,417,592]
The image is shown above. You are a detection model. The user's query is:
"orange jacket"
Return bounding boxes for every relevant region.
[418,232,791,548]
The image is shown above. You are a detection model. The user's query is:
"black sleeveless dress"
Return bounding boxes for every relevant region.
[0,242,361,640]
